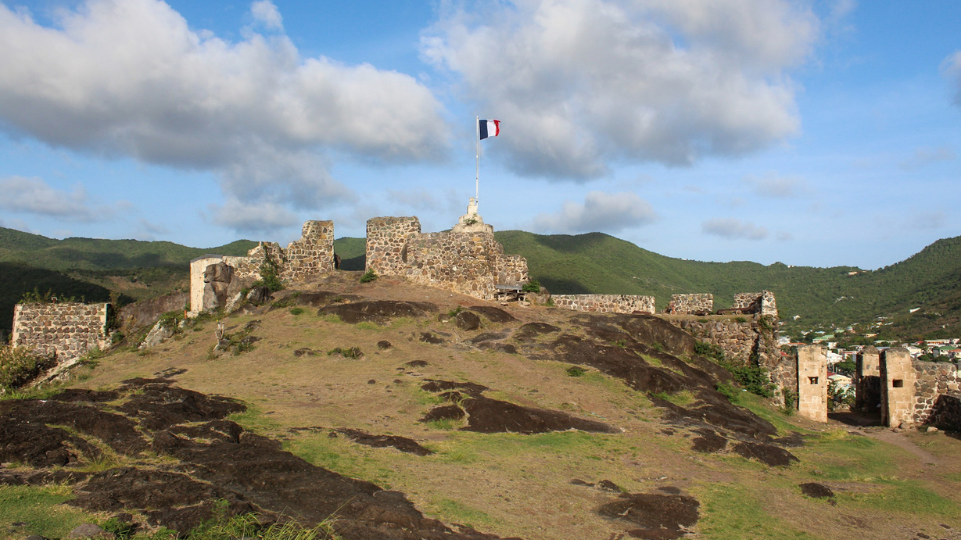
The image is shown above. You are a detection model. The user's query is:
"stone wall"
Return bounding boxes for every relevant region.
[880,348,917,428]
[282,220,334,281]
[551,295,655,315]
[796,344,828,422]
[666,294,713,315]
[669,317,776,366]
[366,217,421,277]
[497,254,529,286]
[733,291,778,317]
[403,231,502,300]
[912,360,960,425]
[928,392,961,431]
[12,303,109,362]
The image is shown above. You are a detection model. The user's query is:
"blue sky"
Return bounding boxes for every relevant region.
[0,0,958,270]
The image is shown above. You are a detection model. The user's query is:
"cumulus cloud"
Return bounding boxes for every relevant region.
[208,199,300,235]
[743,171,808,198]
[0,175,117,222]
[251,0,283,30]
[702,217,768,240]
[532,191,657,233]
[899,146,955,170]
[0,0,448,231]
[422,0,816,179]
[943,51,961,106]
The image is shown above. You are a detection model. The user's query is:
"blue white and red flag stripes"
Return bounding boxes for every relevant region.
[478,119,500,140]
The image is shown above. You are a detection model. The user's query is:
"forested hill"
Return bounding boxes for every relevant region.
[2,225,960,339]
[494,231,961,336]
[0,227,256,272]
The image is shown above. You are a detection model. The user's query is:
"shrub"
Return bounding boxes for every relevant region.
[360,269,378,283]
[716,382,740,404]
[566,366,587,377]
[522,279,541,293]
[728,365,776,398]
[0,346,57,391]
[328,347,363,359]
[252,256,285,292]
[289,307,305,316]
[694,341,725,362]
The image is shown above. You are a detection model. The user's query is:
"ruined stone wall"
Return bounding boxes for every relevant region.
[366,217,421,277]
[928,392,961,431]
[796,344,828,422]
[496,254,529,286]
[880,348,917,428]
[12,303,109,362]
[551,295,655,315]
[283,220,334,282]
[671,315,786,405]
[189,254,258,314]
[403,231,501,300]
[733,291,778,317]
[667,294,713,315]
[912,360,961,425]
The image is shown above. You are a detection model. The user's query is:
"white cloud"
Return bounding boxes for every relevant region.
[251,0,283,30]
[208,199,300,235]
[899,146,955,170]
[702,217,768,240]
[0,0,448,231]
[943,51,961,107]
[422,0,816,179]
[532,190,657,233]
[743,171,808,198]
[0,175,116,222]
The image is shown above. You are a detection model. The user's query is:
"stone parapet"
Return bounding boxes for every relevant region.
[551,294,655,314]
[283,220,334,282]
[912,360,960,425]
[496,254,529,286]
[733,291,778,317]
[12,303,109,362]
[881,348,917,428]
[797,344,828,422]
[404,231,501,300]
[366,216,421,277]
[666,294,713,315]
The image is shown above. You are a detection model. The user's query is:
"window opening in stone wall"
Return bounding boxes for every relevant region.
[809,376,819,384]
[893,379,903,388]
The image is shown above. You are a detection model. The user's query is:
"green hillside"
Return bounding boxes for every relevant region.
[0,227,257,272]
[3,226,960,341]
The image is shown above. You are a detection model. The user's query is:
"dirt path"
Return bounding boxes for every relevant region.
[860,429,939,466]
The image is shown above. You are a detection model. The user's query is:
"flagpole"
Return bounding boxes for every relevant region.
[475,116,480,204]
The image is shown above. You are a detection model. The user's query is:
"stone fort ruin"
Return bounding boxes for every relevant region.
[9,202,960,431]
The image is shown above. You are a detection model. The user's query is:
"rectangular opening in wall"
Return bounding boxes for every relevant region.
[893,379,903,388]
[808,376,819,385]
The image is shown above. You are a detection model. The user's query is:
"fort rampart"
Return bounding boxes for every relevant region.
[12,303,109,362]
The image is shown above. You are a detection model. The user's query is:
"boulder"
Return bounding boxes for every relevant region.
[140,321,174,350]
[66,524,115,539]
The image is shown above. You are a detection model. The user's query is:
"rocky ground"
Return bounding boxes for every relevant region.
[2,272,960,539]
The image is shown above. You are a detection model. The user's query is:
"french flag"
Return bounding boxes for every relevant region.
[479,119,500,140]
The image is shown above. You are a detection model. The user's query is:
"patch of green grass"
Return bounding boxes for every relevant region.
[658,390,695,407]
[800,430,898,482]
[424,418,464,431]
[285,434,396,486]
[327,347,363,359]
[178,511,338,540]
[696,483,816,540]
[838,480,959,517]
[0,484,92,539]
[289,307,305,316]
[355,322,383,331]
[430,498,492,529]
[228,403,283,436]
[735,392,813,436]
[641,354,663,367]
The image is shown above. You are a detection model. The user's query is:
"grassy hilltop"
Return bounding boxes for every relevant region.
[1,272,959,540]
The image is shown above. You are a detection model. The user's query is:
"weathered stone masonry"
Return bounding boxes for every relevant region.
[667,294,713,315]
[12,303,109,362]
[551,295,655,315]
[365,216,529,301]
